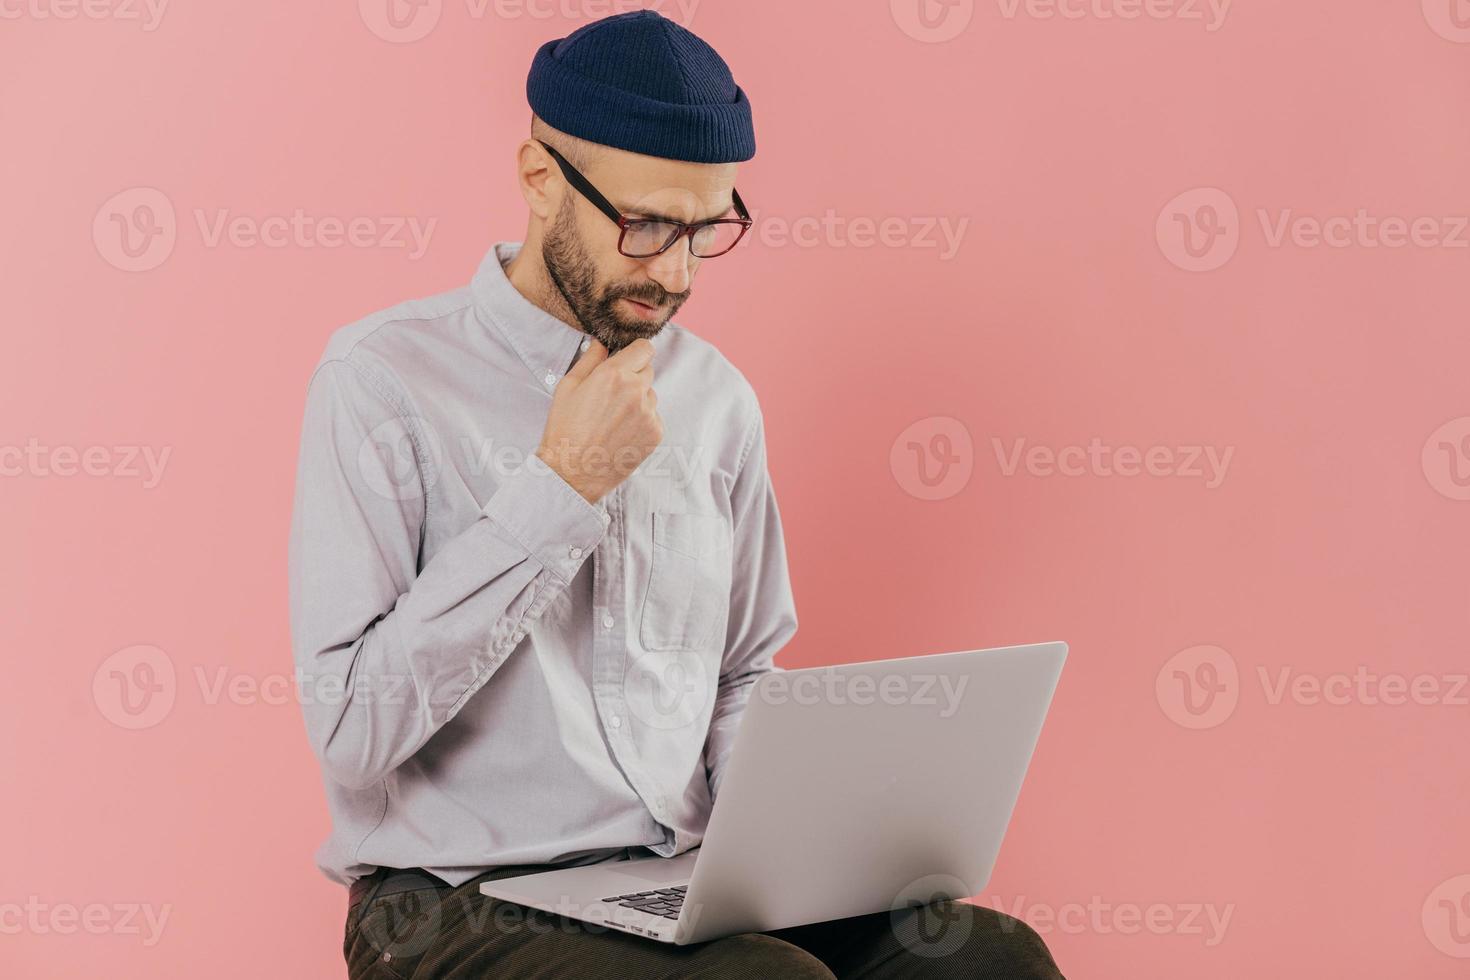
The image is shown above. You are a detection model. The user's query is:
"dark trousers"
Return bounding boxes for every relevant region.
[344,864,1066,979]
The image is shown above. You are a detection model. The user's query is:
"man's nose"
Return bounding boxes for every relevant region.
[642,240,694,295]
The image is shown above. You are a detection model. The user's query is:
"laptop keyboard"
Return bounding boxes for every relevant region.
[600,885,687,919]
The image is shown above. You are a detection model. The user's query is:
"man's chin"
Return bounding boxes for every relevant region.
[598,316,665,351]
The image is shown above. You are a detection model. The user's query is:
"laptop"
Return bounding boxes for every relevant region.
[479,641,1067,944]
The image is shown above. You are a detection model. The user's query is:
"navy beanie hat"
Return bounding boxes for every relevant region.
[526,10,755,164]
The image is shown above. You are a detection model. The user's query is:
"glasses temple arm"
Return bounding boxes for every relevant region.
[537,139,625,226]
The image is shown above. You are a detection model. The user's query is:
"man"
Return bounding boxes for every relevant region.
[289,10,1065,978]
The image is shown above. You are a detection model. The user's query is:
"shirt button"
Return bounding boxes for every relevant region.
[609,715,622,729]
[602,614,615,629]
[544,372,556,386]
[512,630,525,643]
[569,546,583,560]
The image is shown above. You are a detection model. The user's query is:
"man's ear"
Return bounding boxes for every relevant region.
[517,139,558,221]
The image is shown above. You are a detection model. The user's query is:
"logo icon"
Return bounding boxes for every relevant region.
[1422,417,1470,501]
[1422,0,1470,42]
[357,415,444,502]
[891,0,975,42]
[359,875,444,962]
[1156,187,1239,272]
[93,187,176,272]
[1423,874,1470,957]
[1156,644,1239,729]
[890,416,974,501]
[624,649,710,731]
[359,0,441,43]
[93,645,177,730]
[890,874,974,958]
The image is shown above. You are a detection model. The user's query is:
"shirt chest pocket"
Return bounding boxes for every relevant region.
[639,511,734,654]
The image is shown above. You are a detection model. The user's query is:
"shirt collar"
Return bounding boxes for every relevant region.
[472,241,590,391]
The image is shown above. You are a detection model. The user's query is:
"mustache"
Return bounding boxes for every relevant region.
[605,282,690,308]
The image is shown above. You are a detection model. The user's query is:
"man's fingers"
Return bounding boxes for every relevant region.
[566,337,608,381]
[606,337,655,373]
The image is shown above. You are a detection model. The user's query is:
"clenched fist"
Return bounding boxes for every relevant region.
[535,337,664,504]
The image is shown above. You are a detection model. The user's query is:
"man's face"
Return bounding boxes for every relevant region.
[541,147,740,353]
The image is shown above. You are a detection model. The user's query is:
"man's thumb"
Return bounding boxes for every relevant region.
[565,337,607,382]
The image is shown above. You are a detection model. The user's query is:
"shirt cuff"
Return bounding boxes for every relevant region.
[482,458,610,583]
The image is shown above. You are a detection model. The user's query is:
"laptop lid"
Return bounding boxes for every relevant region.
[675,641,1067,943]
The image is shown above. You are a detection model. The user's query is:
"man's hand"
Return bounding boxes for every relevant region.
[535,337,663,504]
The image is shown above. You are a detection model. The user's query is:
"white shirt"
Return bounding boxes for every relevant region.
[288,242,797,886]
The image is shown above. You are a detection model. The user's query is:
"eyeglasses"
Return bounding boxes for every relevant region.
[537,139,753,259]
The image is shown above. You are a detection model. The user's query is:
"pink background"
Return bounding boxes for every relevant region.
[4,0,1469,976]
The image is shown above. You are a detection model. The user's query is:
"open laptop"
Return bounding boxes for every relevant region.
[480,641,1067,944]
